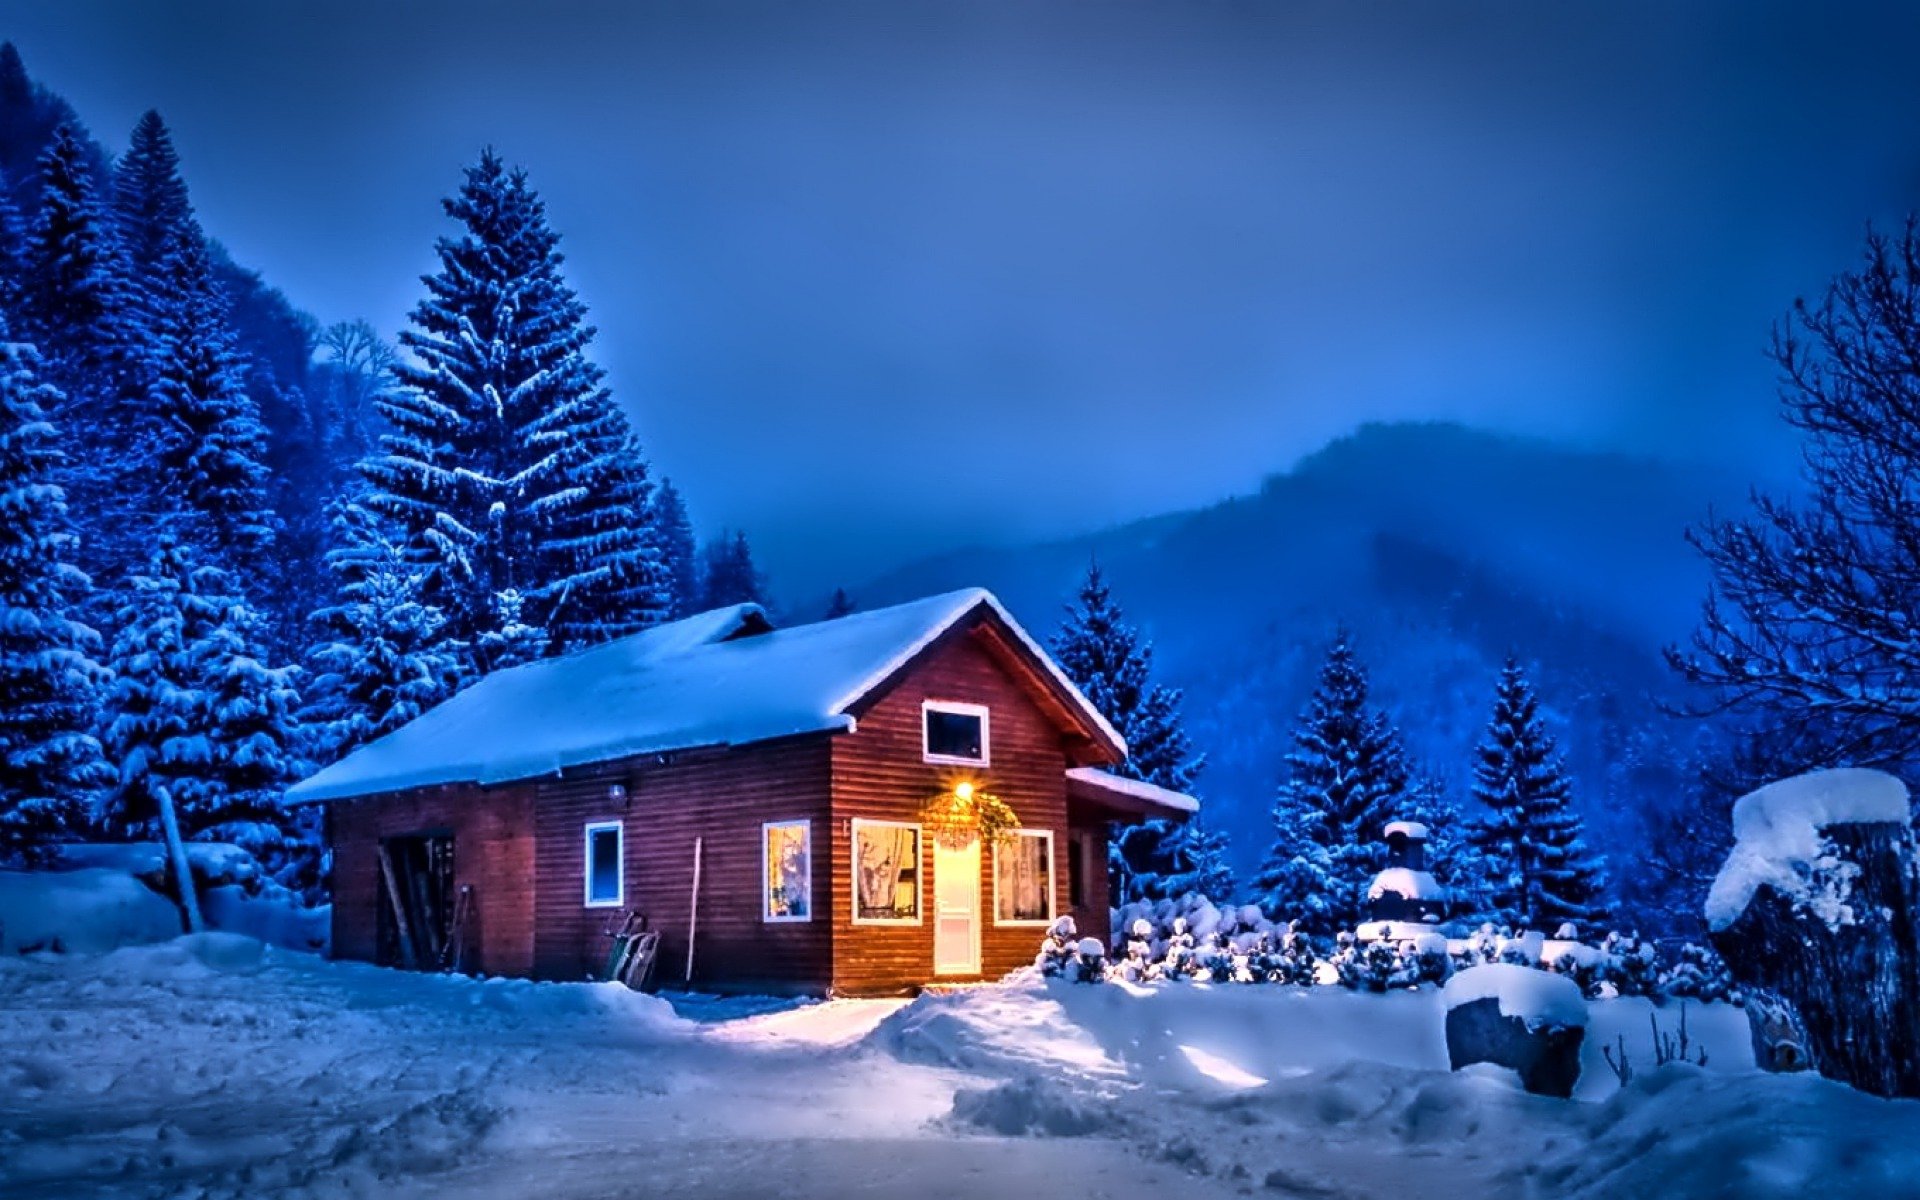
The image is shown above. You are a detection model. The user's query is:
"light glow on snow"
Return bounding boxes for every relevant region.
[1177,1043,1269,1090]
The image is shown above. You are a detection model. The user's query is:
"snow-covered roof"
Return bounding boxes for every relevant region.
[1063,767,1199,817]
[288,588,1124,804]
[1383,820,1428,841]
[1704,767,1912,933]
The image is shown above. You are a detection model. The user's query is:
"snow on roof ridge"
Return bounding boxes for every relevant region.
[287,586,1121,804]
[1704,767,1912,933]
[1065,767,1198,814]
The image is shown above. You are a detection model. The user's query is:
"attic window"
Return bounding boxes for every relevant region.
[923,701,989,766]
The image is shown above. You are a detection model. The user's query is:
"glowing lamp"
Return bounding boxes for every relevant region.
[954,781,975,802]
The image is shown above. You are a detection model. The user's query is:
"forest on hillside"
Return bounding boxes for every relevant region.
[3,37,1918,950]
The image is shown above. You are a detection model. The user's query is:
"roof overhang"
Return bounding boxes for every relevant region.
[1065,767,1198,821]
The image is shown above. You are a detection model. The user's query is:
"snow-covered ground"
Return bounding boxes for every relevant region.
[3,865,1918,1200]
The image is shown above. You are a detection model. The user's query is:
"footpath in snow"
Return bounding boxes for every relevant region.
[3,932,1919,1199]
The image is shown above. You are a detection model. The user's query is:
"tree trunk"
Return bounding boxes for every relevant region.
[1710,822,1920,1098]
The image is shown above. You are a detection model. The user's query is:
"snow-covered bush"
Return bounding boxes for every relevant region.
[1657,942,1741,1005]
[1034,916,1106,983]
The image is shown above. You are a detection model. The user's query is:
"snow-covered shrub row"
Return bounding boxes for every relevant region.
[1044,894,1741,1002]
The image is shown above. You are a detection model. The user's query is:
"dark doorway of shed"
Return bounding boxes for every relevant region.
[376,833,468,972]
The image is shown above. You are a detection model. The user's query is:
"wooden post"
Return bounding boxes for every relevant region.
[378,842,417,970]
[153,788,202,934]
[684,836,703,984]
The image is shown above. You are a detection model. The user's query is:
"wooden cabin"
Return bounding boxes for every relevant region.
[287,588,1197,995]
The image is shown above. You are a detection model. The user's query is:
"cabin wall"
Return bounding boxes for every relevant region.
[326,785,536,978]
[829,626,1073,995]
[1065,809,1113,948]
[530,738,834,992]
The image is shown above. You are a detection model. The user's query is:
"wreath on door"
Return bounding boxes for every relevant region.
[919,781,1022,847]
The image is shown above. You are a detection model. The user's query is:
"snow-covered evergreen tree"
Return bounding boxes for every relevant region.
[1254,630,1409,931]
[301,502,459,767]
[1468,657,1606,932]
[0,168,25,321]
[824,588,856,619]
[0,329,109,863]
[145,226,276,574]
[1161,814,1237,901]
[1049,563,1206,902]
[360,151,668,673]
[651,477,699,618]
[111,110,194,324]
[18,124,129,394]
[1400,771,1490,921]
[698,530,766,609]
[100,537,300,856]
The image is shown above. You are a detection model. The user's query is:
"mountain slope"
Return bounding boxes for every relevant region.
[854,422,1756,878]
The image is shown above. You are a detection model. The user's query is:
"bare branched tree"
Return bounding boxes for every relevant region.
[1670,219,1920,767]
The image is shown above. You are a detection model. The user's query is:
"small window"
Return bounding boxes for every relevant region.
[583,821,624,908]
[923,701,989,765]
[994,829,1054,925]
[763,820,812,922]
[852,819,921,924]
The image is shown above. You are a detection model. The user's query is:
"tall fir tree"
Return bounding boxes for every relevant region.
[824,587,856,619]
[0,167,25,322]
[650,477,699,618]
[301,502,459,768]
[100,537,300,856]
[0,329,109,863]
[361,151,669,673]
[1467,657,1606,932]
[145,226,277,575]
[111,110,194,323]
[1049,563,1207,902]
[19,124,134,423]
[698,530,767,609]
[1254,631,1410,931]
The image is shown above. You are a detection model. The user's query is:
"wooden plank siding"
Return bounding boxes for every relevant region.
[828,621,1077,994]
[327,785,536,978]
[529,738,834,993]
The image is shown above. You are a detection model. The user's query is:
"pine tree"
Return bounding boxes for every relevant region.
[361,151,669,672]
[651,477,698,618]
[1254,631,1409,931]
[824,588,856,619]
[145,226,277,574]
[1049,563,1205,902]
[1161,815,1237,901]
[100,537,300,854]
[0,168,25,321]
[302,502,459,766]
[111,110,194,320]
[1400,771,1490,922]
[698,530,766,609]
[0,329,109,863]
[19,124,134,421]
[1468,657,1606,932]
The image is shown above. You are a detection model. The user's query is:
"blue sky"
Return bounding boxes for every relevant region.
[12,1,1920,592]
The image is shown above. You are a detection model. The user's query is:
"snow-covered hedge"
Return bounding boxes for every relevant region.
[1034,894,1740,1002]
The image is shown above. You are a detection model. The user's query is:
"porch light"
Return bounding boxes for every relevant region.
[920,780,1020,847]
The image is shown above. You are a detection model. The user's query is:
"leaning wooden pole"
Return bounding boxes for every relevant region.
[154,787,203,933]
[684,836,704,984]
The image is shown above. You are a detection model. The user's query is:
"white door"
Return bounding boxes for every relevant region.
[932,836,981,976]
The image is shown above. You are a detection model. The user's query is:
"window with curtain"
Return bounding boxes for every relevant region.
[995,830,1053,924]
[852,820,920,922]
[763,820,811,921]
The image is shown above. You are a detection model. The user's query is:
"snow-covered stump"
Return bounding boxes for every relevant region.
[1705,769,1920,1098]
[1442,964,1587,1097]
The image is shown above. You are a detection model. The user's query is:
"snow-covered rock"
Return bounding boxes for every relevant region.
[1705,768,1912,932]
[1444,963,1588,1030]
